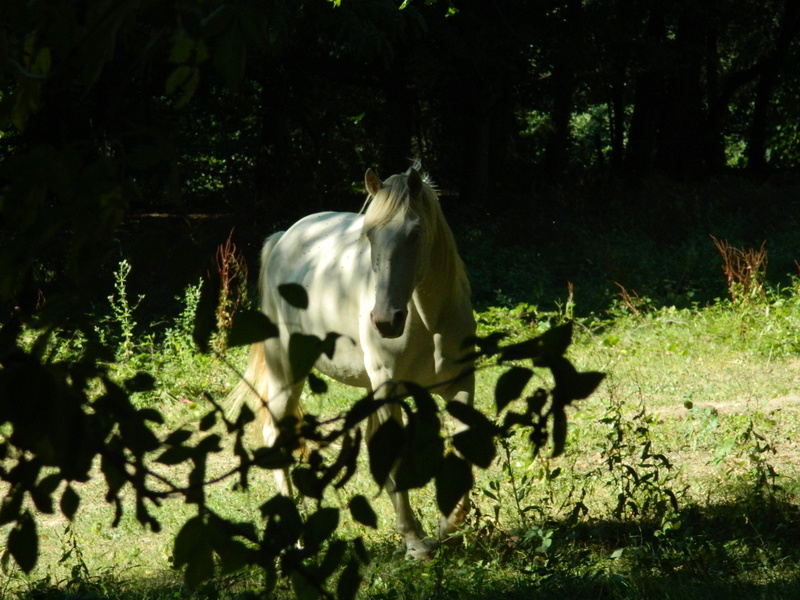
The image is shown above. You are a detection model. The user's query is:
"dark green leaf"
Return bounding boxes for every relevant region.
[551,409,568,458]
[156,445,194,465]
[206,514,254,575]
[173,516,214,589]
[227,309,278,348]
[446,401,496,435]
[124,372,156,393]
[261,495,303,550]
[304,507,339,551]
[337,559,363,600]
[292,467,323,500]
[307,372,328,394]
[319,539,347,581]
[193,275,220,353]
[199,410,217,432]
[8,510,38,573]
[164,428,193,446]
[344,396,381,430]
[278,283,309,309]
[368,418,404,489]
[30,473,61,514]
[349,495,378,529]
[537,322,573,359]
[435,453,473,517]
[495,367,533,413]
[452,428,496,469]
[405,382,438,415]
[568,371,606,402]
[60,485,80,520]
[352,536,370,565]
[0,487,23,525]
[394,411,444,491]
[288,333,323,383]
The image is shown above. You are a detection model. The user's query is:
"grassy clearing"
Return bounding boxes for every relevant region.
[3,265,800,599]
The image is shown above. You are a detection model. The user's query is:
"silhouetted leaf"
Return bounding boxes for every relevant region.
[173,516,214,589]
[405,382,437,415]
[337,559,362,600]
[436,453,473,517]
[0,486,23,526]
[278,283,308,309]
[199,410,217,431]
[537,322,573,360]
[193,275,220,353]
[227,309,278,347]
[307,372,328,394]
[156,445,194,465]
[60,485,80,520]
[453,428,496,469]
[124,372,156,393]
[551,409,568,457]
[292,467,324,500]
[206,514,254,575]
[318,539,348,582]
[446,401,496,435]
[261,495,303,551]
[288,333,322,382]
[550,356,605,406]
[495,367,533,413]
[349,495,378,529]
[304,507,339,552]
[8,510,37,573]
[344,396,381,430]
[394,410,444,490]
[368,418,404,489]
[30,474,60,515]
[352,536,370,566]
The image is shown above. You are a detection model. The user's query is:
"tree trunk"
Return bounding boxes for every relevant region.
[746,0,800,171]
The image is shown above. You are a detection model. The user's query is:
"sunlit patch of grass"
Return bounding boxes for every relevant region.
[7,272,800,600]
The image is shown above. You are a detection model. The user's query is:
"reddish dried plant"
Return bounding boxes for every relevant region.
[216,229,249,350]
[711,235,767,305]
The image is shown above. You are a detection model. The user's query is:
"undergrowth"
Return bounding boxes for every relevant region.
[8,254,800,600]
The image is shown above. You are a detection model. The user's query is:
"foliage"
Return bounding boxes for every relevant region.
[1,267,603,600]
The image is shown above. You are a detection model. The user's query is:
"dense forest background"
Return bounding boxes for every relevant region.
[2,1,800,592]
[2,0,800,318]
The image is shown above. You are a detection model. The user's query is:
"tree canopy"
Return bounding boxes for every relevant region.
[0,0,798,595]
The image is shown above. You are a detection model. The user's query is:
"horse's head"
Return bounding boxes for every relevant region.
[363,167,426,339]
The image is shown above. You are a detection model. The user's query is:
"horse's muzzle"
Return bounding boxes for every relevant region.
[371,310,407,339]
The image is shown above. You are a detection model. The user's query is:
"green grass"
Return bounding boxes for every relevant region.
[4,265,800,599]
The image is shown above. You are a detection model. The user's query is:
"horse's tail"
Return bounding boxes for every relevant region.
[226,232,285,444]
[227,231,307,449]
[227,341,271,442]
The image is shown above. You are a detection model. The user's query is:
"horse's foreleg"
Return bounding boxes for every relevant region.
[366,405,438,560]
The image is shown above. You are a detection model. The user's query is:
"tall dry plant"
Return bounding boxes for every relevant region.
[710,235,768,304]
[215,228,249,352]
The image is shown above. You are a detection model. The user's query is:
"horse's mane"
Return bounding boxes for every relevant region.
[361,164,470,300]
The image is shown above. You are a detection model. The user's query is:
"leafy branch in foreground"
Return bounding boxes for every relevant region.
[0,287,603,600]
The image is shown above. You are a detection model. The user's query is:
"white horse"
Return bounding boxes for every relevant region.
[230,165,475,559]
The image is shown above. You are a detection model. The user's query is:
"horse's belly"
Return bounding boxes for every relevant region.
[314,348,370,388]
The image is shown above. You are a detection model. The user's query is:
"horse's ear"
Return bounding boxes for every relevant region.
[365,168,383,196]
[407,168,423,197]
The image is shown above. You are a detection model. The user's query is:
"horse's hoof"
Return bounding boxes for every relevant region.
[404,538,440,560]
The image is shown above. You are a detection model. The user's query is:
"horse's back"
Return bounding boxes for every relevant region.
[260,211,372,387]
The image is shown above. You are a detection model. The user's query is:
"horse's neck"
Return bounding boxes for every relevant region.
[414,247,466,327]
